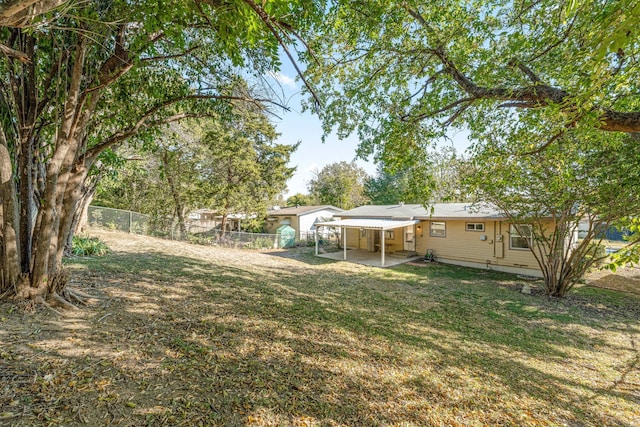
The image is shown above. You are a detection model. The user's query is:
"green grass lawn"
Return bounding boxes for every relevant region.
[1,232,638,426]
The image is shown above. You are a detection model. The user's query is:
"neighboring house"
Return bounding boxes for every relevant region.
[317,203,553,277]
[187,209,244,232]
[265,205,344,240]
[187,208,220,233]
[188,208,217,222]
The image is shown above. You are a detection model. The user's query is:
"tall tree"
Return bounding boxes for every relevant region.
[197,108,298,232]
[304,1,640,170]
[364,165,413,205]
[96,122,213,235]
[96,111,297,236]
[307,161,370,209]
[462,131,640,297]
[365,147,467,204]
[0,0,325,305]
[286,193,316,207]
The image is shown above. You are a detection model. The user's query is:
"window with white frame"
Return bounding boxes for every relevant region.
[430,221,446,237]
[510,224,532,249]
[466,222,485,232]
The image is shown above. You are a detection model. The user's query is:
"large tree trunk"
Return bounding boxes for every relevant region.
[51,160,85,279]
[220,213,228,235]
[4,28,89,303]
[0,138,21,292]
[161,150,188,236]
[67,171,96,252]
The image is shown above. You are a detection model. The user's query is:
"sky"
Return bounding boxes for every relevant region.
[265,65,472,200]
[265,69,374,198]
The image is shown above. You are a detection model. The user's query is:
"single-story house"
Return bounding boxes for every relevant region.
[265,205,344,240]
[187,209,246,232]
[316,203,550,276]
[188,208,217,222]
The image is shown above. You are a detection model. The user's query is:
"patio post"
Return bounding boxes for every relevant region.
[381,228,386,267]
[343,226,347,260]
[315,226,319,255]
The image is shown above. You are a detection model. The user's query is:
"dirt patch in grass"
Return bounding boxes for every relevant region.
[1,230,639,426]
[587,265,640,296]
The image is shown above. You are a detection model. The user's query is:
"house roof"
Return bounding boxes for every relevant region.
[190,208,216,214]
[337,204,427,219]
[267,205,343,217]
[420,203,505,220]
[316,218,420,230]
[337,203,506,220]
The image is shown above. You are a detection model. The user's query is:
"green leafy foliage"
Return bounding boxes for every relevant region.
[286,193,317,207]
[71,236,111,257]
[605,217,640,270]
[96,103,297,233]
[195,104,298,230]
[462,131,640,296]
[307,161,370,209]
[365,147,468,204]
[0,0,328,299]
[303,1,640,170]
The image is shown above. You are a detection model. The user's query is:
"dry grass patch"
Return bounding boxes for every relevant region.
[0,230,638,426]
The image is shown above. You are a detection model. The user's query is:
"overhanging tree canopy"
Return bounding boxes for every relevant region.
[304,0,640,167]
[0,0,325,305]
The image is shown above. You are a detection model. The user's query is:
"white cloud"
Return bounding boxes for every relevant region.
[268,71,297,89]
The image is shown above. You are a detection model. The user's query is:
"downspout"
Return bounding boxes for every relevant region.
[381,228,386,267]
[343,226,347,261]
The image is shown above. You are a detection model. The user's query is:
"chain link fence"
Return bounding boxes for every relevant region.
[299,230,341,247]
[88,206,149,234]
[86,206,339,250]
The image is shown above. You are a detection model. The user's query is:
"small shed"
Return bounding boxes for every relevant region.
[276,225,296,248]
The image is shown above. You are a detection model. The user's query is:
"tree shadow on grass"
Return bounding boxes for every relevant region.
[1,248,638,426]
[263,247,339,266]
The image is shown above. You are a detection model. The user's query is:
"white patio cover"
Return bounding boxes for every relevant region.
[315,218,420,267]
[315,218,420,230]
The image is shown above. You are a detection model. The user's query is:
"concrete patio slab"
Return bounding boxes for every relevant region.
[317,248,422,268]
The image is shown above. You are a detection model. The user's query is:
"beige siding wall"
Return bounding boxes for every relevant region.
[360,230,369,249]
[344,227,406,251]
[265,216,300,238]
[346,228,360,248]
[292,217,301,239]
[416,220,542,275]
[383,229,403,252]
[264,218,281,234]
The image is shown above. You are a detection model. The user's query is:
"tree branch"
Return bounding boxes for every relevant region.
[403,10,640,133]
[0,43,30,63]
[402,97,475,122]
[522,123,575,155]
[82,93,270,162]
[241,0,321,110]
[0,0,68,28]
[508,58,542,83]
[141,45,201,63]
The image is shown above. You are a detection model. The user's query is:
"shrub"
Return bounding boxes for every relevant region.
[72,235,111,256]
[244,237,276,250]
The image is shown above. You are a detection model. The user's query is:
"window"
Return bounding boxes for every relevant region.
[430,221,446,237]
[466,222,485,232]
[510,224,532,249]
[384,230,394,239]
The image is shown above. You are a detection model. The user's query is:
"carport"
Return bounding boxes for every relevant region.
[315,218,420,267]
